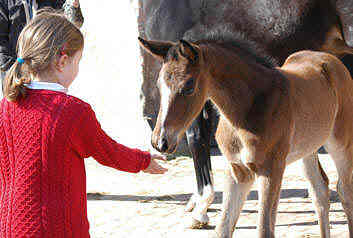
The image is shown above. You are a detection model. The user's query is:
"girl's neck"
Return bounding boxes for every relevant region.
[32,72,62,86]
[29,73,68,93]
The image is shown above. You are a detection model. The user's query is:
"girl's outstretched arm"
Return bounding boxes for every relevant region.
[69,104,164,173]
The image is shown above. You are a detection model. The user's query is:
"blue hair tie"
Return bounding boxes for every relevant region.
[17,57,24,64]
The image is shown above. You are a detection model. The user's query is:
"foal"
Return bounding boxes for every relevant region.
[139,38,353,238]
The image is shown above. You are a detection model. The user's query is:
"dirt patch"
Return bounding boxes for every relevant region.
[86,154,348,238]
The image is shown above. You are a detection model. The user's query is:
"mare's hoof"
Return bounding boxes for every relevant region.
[186,217,209,229]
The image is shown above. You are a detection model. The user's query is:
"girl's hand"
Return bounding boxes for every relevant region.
[143,154,168,174]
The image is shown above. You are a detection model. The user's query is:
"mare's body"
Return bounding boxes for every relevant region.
[137,0,353,227]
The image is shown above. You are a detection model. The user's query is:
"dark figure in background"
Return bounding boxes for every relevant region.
[0,0,84,94]
[137,0,353,229]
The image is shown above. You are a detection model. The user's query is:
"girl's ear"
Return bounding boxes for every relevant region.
[55,54,69,72]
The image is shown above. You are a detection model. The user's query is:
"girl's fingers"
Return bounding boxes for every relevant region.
[142,156,168,174]
[151,154,167,161]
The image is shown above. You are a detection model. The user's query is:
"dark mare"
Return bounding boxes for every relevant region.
[136,0,353,228]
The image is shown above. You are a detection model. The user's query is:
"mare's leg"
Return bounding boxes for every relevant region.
[326,144,353,237]
[257,157,286,238]
[185,101,215,228]
[212,163,255,237]
[301,153,330,238]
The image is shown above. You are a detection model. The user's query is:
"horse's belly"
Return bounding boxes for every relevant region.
[286,90,338,164]
[286,128,330,164]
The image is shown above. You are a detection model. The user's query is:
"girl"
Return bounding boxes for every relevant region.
[0,10,167,237]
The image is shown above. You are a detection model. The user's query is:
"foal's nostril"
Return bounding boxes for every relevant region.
[160,138,169,152]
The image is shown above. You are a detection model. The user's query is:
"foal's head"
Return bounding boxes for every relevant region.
[139,38,209,153]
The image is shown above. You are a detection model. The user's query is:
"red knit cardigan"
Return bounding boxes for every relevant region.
[0,89,151,237]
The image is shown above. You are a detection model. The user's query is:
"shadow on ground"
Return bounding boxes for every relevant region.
[87,188,340,203]
[236,220,347,230]
[87,189,346,230]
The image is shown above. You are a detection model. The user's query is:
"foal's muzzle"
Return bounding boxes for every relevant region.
[151,130,178,154]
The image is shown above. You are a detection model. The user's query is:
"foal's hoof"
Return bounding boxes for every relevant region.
[184,196,196,212]
[186,217,209,229]
[185,201,195,212]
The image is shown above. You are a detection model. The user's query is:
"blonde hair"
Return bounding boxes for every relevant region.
[4,9,84,102]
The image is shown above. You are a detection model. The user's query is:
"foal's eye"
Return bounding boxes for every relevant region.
[180,78,195,96]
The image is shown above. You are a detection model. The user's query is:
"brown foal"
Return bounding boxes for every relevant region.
[139,38,353,238]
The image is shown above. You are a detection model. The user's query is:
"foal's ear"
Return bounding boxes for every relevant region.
[138,37,174,61]
[178,39,199,64]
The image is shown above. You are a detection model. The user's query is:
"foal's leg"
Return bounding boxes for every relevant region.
[213,163,255,237]
[185,101,215,228]
[326,145,353,237]
[301,153,330,238]
[257,157,286,238]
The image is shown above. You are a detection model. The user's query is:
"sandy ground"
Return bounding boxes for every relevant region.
[85,154,349,238]
[0,0,348,237]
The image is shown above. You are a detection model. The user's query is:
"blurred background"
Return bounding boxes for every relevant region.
[71,0,152,150]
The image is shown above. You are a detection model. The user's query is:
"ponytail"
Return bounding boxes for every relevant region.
[3,10,84,102]
[3,58,31,102]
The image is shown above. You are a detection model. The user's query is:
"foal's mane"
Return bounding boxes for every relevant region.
[183,24,278,68]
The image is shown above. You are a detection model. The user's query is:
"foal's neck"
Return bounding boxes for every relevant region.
[201,43,286,128]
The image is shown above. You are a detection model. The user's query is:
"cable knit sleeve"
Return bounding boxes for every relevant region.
[69,103,151,173]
